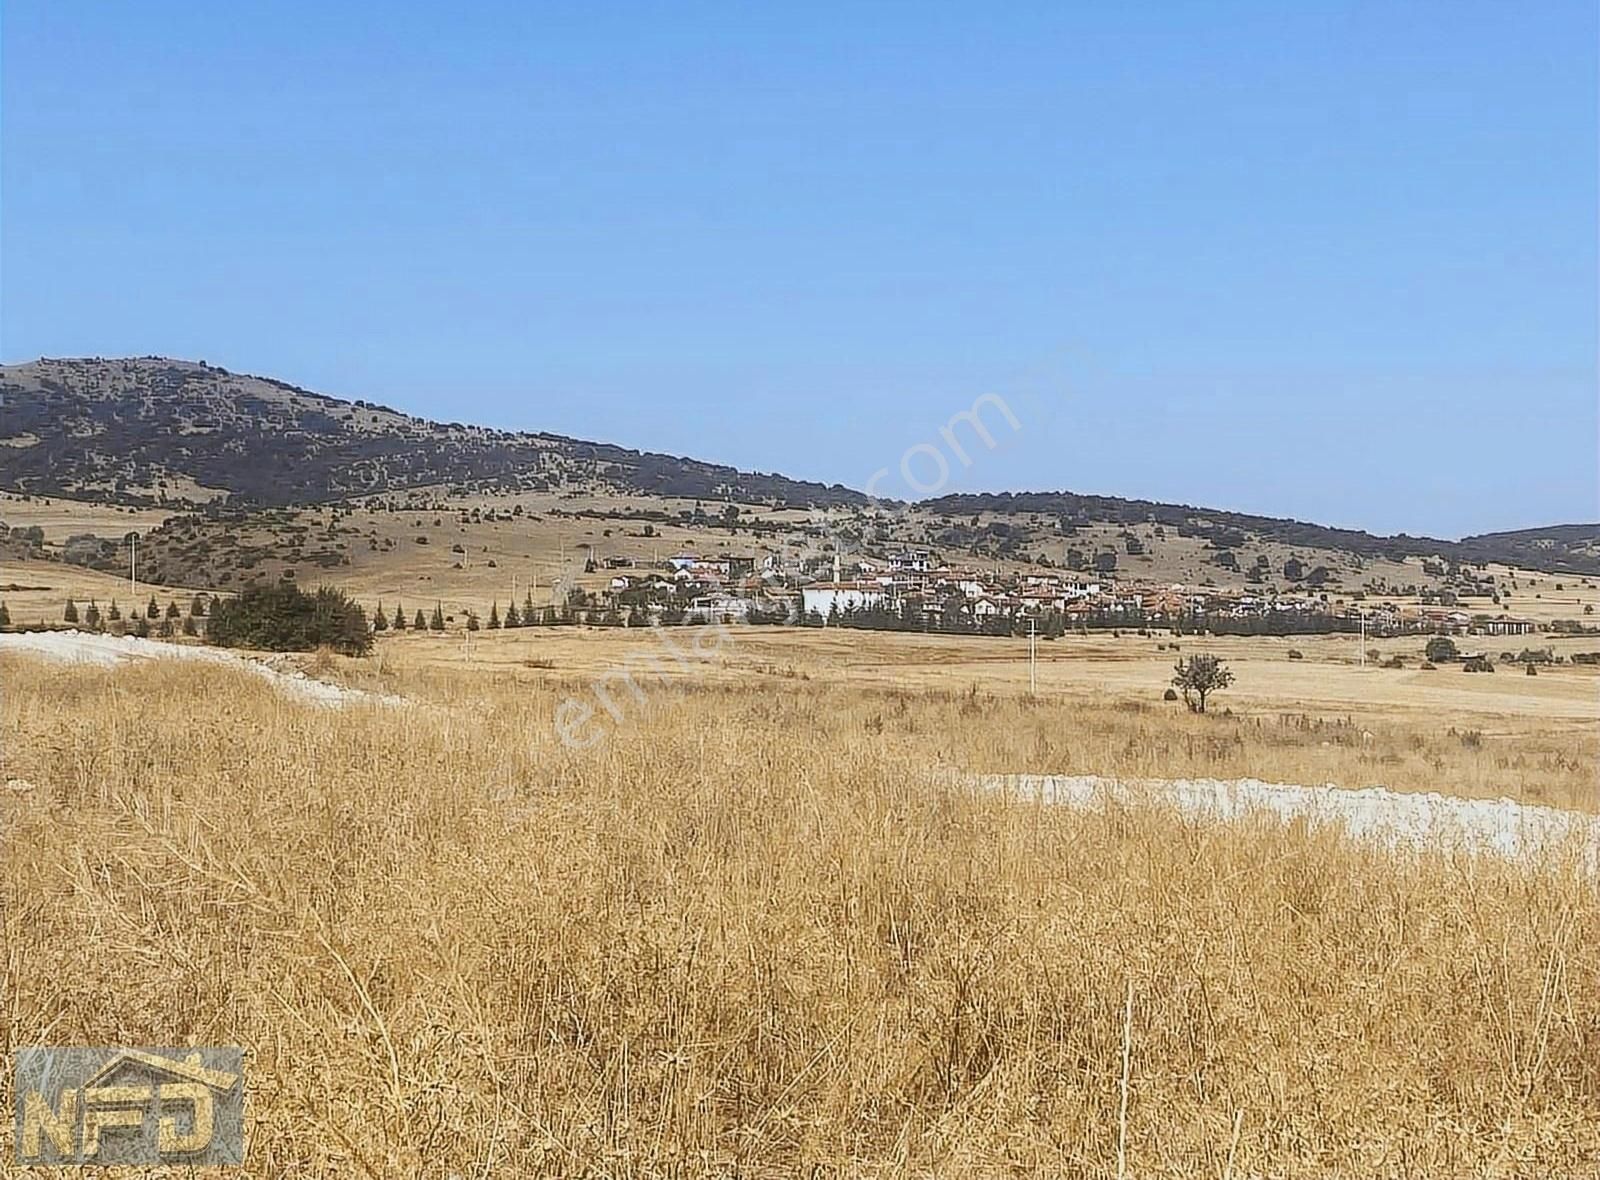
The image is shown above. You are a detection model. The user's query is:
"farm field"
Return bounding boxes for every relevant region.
[2,637,1597,1175]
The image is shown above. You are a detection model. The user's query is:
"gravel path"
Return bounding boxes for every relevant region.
[978,773,1600,867]
[0,630,401,708]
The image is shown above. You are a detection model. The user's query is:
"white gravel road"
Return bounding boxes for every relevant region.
[978,773,1600,867]
[0,629,399,707]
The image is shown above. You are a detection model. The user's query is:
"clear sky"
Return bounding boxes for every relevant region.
[3,2,1595,537]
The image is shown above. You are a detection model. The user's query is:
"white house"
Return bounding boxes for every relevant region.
[801,581,885,619]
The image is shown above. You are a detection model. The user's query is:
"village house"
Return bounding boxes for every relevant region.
[801,581,886,618]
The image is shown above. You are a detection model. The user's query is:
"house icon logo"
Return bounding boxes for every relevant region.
[14,1046,244,1165]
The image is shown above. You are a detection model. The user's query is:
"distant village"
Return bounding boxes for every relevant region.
[581,545,1542,638]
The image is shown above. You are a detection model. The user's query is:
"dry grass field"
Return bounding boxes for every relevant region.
[361,626,1600,811]
[3,624,1598,1175]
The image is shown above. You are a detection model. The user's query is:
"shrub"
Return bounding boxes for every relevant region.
[206,584,372,655]
[1162,687,1179,701]
[1424,636,1459,663]
[1286,649,1304,660]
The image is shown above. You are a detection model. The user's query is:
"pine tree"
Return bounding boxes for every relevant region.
[147,595,160,619]
[372,603,389,632]
[182,615,198,637]
[190,593,207,617]
[430,603,446,631]
[165,600,181,619]
[134,616,152,638]
[524,590,536,621]
[414,609,427,630]
[108,600,121,621]
[0,600,10,629]
[393,604,407,630]
[64,599,79,624]
[158,617,174,638]
[488,603,501,628]
[84,601,101,630]
[504,601,521,628]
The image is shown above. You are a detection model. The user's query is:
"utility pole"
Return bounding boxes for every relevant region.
[129,534,137,599]
[1359,610,1366,668]
[1029,617,1038,696]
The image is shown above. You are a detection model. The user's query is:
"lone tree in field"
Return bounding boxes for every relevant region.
[1171,654,1234,713]
[64,599,79,624]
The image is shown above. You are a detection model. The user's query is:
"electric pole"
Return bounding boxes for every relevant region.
[1029,617,1038,696]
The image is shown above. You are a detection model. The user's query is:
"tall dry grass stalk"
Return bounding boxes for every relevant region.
[2,655,1597,1175]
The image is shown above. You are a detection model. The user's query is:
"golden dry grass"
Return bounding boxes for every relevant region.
[357,626,1600,811]
[3,651,1598,1176]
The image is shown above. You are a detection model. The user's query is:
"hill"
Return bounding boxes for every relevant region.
[1,356,1594,579]
[921,491,1600,577]
[0,356,864,509]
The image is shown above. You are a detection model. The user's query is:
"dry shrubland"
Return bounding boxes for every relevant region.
[3,654,1598,1176]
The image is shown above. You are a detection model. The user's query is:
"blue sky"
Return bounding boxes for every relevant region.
[3,2,1595,537]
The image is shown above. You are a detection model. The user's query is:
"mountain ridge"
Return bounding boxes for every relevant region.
[2,356,1595,575]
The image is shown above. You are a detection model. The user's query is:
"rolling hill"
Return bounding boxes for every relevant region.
[1,356,1595,576]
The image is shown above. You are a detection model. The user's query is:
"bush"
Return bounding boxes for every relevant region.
[1286,649,1304,660]
[1162,687,1179,702]
[1462,656,1494,673]
[206,584,372,655]
[1425,636,1459,663]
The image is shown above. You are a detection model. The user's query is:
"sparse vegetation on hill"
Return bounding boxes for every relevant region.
[0,357,865,509]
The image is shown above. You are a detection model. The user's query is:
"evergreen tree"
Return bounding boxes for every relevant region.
[524,590,536,621]
[205,584,371,654]
[158,617,174,638]
[430,603,446,631]
[488,603,501,628]
[393,604,407,630]
[190,593,208,617]
[84,601,102,630]
[0,600,9,629]
[147,595,160,619]
[414,609,428,630]
[372,603,389,632]
[181,615,198,637]
[108,600,121,621]
[165,600,181,619]
[134,616,152,638]
[504,600,521,628]
[64,599,79,624]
